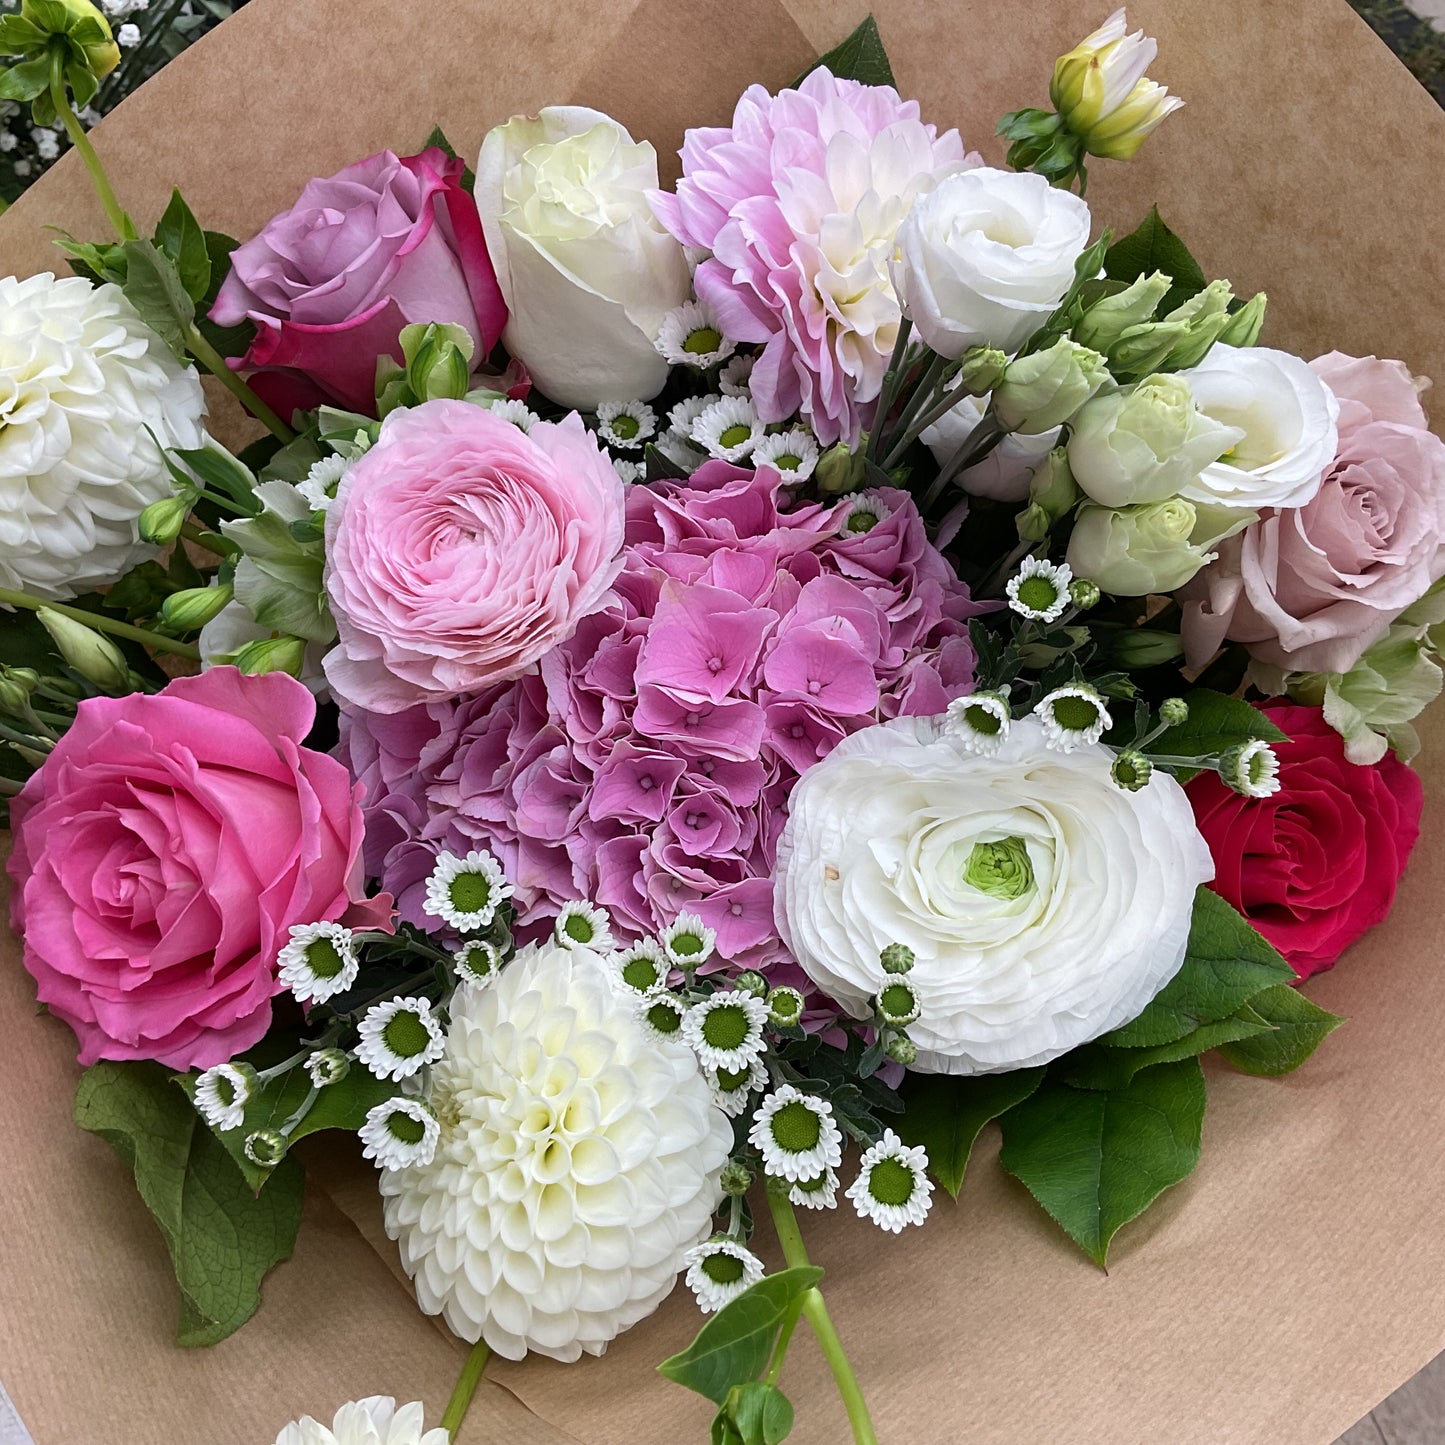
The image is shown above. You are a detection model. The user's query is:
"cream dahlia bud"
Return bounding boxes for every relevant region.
[0,275,207,600]
[380,942,731,1361]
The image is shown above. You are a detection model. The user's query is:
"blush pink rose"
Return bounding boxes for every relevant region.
[7,669,391,1069]
[1181,352,1445,674]
[211,147,507,417]
[323,398,626,713]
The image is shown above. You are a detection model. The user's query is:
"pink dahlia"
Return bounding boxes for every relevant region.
[651,69,973,447]
[341,462,981,985]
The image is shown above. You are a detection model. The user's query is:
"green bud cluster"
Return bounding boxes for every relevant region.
[376,322,476,416]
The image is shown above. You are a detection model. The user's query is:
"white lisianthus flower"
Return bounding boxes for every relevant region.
[380,942,732,1362]
[0,274,207,599]
[1179,345,1340,510]
[920,390,1058,502]
[773,716,1215,1074]
[475,108,690,407]
[892,168,1093,360]
[1066,498,1220,597]
[272,1397,448,1445]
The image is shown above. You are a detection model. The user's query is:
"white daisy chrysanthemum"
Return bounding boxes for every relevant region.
[596,400,657,451]
[655,300,736,369]
[422,849,513,932]
[682,989,769,1073]
[877,979,922,1027]
[668,395,718,437]
[788,1166,840,1211]
[452,939,502,986]
[706,1056,767,1118]
[193,1062,256,1131]
[718,353,756,397]
[692,395,764,462]
[554,901,615,954]
[846,1128,934,1233]
[748,1085,844,1183]
[305,1048,350,1088]
[766,985,806,1029]
[272,1395,449,1445]
[638,991,689,1042]
[276,921,359,1004]
[613,458,642,485]
[360,1097,440,1170]
[244,1128,287,1168]
[296,453,350,513]
[1035,685,1113,753]
[683,1237,765,1314]
[660,912,716,969]
[654,430,703,471]
[1006,555,1073,623]
[944,691,1013,757]
[1219,738,1281,799]
[752,428,820,483]
[355,997,445,1082]
[482,397,539,433]
[839,490,892,536]
[613,938,669,995]
[378,942,732,1362]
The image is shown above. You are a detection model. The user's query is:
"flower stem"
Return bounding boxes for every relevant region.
[866,317,912,464]
[183,323,296,444]
[440,1338,492,1439]
[0,587,201,660]
[49,58,134,242]
[766,1192,878,1445]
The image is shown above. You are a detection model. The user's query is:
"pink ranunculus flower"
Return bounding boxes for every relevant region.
[7,669,392,1070]
[651,68,973,447]
[211,147,508,417]
[1181,352,1445,675]
[323,398,627,714]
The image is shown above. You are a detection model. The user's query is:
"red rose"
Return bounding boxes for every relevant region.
[1187,702,1423,978]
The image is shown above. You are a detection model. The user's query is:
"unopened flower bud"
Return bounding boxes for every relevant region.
[243,1128,287,1168]
[1218,739,1281,800]
[1159,696,1189,727]
[1107,320,1190,379]
[305,1048,350,1088]
[1068,578,1101,610]
[160,583,234,632]
[814,441,866,497]
[766,986,805,1028]
[1109,627,1185,668]
[232,634,308,679]
[5,667,39,694]
[400,321,475,404]
[1073,272,1171,353]
[20,0,121,81]
[884,1034,918,1067]
[1217,291,1268,348]
[1111,750,1153,791]
[734,970,769,999]
[36,608,128,692]
[995,338,1110,435]
[0,676,31,713]
[8,739,51,767]
[1155,280,1234,370]
[138,493,193,546]
[879,942,914,975]
[720,1160,753,1197]
[957,345,1009,394]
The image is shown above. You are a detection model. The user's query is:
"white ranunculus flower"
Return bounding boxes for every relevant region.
[475,108,690,407]
[273,1396,447,1445]
[0,273,207,599]
[774,716,1215,1074]
[920,390,1058,502]
[380,941,732,1362]
[892,168,1092,359]
[1178,345,1340,510]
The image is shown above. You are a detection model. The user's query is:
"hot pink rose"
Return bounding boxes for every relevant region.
[211,147,507,417]
[323,398,626,713]
[1181,352,1445,675]
[7,669,391,1069]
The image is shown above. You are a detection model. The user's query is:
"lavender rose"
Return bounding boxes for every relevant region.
[1181,352,1445,674]
[323,398,626,713]
[211,147,507,417]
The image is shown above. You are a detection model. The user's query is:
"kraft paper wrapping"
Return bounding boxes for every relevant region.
[3,3,1445,1442]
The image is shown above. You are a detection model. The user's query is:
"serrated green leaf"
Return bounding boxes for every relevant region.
[49,230,129,285]
[999,1059,1205,1267]
[660,1267,823,1406]
[154,189,212,303]
[1150,687,1289,763]
[1104,207,1207,312]
[793,14,894,88]
[1058,1014,1271,1091]
[895,1067,1044,1197]
[121,239,195,357]
[711,1382,795,1445]
[74,1061,303,1346]
[1105,888,1296,1048]
[1218,983,1343,1077]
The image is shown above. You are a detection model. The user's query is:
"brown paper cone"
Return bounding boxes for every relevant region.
[3,3,1445,1442]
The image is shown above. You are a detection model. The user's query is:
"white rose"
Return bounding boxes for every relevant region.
[476,108,690,407]
[891,167,1092,359]
[1178,344,1340,510]
[920,390,1058,502]
[774,715,1214,1074]
[0,273,207,600]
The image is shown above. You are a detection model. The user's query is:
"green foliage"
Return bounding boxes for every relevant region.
[1149,687,1289,771]
[712,1382,795,1445]
[1217,983,1343,1076]
[73,1061,303,1346]
[120,237,194,357]
[1104,207,1207,315]
[1058,1015,1271,1092]
[793,14,895,88]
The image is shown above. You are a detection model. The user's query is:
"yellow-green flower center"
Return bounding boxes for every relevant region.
[449,871,491,914]
[684,327,723,356]
[701,1003,751,1051]
[562,912,594,943]
[382,1010,431,1059]
[305,937,345,979]
[719,423,752,449]
[770,1100,822,1153]
[609,412,641,439]
[868,1156,916,1207]
[1050,694,1101,732]
[1016,575,1060,612]
[386,1110,427,1145]
[965,836,1034,900]
[622,954,664,990]
[669,930,704,957]
[715,1064,750,1093]
[879,982,916,1018]
[647,1001,683,1035]
[701,1251,746,1285]
[961,702,1002,736]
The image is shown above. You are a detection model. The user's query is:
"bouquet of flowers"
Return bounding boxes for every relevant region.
[2,6,1441,1441]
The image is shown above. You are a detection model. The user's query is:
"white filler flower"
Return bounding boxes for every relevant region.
[380,941,732,1362]
[683,1237,765,1313]
[272,1396,448,1445]
[773,715,1215,1074]
[0,273,207,599]
[846,1129,934,1232]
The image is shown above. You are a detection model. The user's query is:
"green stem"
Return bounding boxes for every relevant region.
[179,520,236,555]
[764,1295,805,1387]
[866,317,912,464]
[183,323,295,444]
[440,1338,492,1439]
[880,351,950,469]
[0,587,201,660]
[49,59,133,241]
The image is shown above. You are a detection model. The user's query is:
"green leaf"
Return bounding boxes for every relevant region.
[423,124,459,161]
[643,442,690,483]
[171,441,257,507]
[1058,1013,1271,1091]
[176,1062,397,1193]
[24,0,68,31]
[793,14,895,88]
[0,56,52,102]
[1217,983,1343,1077]
[998,1059,1206,1267]
[895,1067,1044,1197]
[154,190,212,303]
[1150,688,1288,765]
[659,1267,823,1406]
[711,1382,795,1445]
[73,1061,303,1346]
[120,239,196,357]
[1105,207,1207,311]
[49,230,129,285]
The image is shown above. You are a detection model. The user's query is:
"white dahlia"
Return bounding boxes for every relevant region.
[0,273,207,599]
[272,1396,447,1445]
[380,941,733,1362]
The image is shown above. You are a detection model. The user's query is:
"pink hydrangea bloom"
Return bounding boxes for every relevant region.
[341,462,981,990]
[651,69,974,446]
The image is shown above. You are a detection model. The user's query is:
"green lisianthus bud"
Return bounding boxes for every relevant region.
[0,676,32,714]
[1072,272,1172,353]
[6,667,39,693]
[1016,447,1080,545]
[36,607,128,691]
[232,634,308,679]
[957,345,1009,395]
[1107,320,1190,379]
[160,583,234,632]
[8,739,51,767]
[138,494,194,546]
[814,441,866,497]
[1109,628,1185,668]
[1217,292,1268,349]
[995,338,1109,435]
[1155,280,1235,370]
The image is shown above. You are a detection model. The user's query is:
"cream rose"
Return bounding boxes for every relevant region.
[476,107,689,407]
[773,715,1214,1074]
